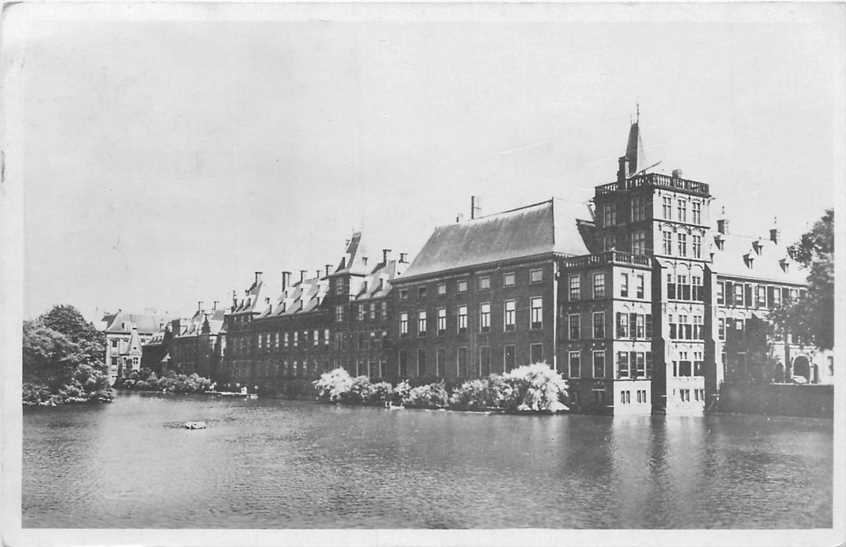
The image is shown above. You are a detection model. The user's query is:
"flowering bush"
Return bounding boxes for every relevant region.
[344,375,375,404]
[501,363,569,413]
[403,382,450,408]
[392,380,412,404]
[369,381,394,402]
[313,368,354,402]
[449,378,496,410]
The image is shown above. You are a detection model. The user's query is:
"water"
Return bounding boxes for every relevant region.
[23,393,832,528]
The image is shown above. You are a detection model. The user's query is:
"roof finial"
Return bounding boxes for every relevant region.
[636,102,640,124]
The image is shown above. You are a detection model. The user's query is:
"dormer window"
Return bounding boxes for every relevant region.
[779,258,789,273]
[743,253,754,268]
[752,240,762,255]
[714,235,724,251]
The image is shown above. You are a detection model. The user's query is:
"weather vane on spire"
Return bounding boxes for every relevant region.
[636,102,640,124]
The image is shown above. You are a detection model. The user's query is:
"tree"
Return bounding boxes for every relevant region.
[771,209,834,350]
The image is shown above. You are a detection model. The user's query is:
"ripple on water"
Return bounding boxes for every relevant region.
[22,395,833,528]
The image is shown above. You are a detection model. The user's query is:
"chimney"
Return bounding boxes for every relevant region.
[325,264,332,277]
[379,278,385,290]
[399,252,408,264]
[672,168,683,178]
[382,249,392,264]
[212,300,218,311]
[197,300,203,311]
[299,270,306,283]
[471,195,481,219]
[282,271,291,291]
[717,218,729,235]
[770,218,779,244]
[254,271,263,284]
[316,269,321,279]
[617,156,628,184]
[265,297,271,307]
[362,256,368,267]
[340,256,346,269]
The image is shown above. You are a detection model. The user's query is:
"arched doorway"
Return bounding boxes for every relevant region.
[793,356,810,382]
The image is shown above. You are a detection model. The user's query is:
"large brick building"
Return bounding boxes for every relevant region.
[125,116,832,412]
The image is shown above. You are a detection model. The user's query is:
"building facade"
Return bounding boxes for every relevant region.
[104,310,167,384]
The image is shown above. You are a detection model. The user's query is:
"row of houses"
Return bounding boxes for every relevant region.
[103,118,834,414]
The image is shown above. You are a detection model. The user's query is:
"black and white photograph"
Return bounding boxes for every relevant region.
[1,2,843,545]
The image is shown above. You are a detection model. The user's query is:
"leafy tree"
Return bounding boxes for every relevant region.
[771,209,834,350]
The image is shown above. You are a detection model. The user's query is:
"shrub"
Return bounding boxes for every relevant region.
[393,380,412,404]
[369,381,393,402]
[344,376,374,404]
[501,363,569,413]
[313,368,353,402]
[449,378,495,410]
[403,382,450,408]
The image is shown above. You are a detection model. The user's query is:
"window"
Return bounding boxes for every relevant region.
[504,301,516,331]
[479,346,491,376]
[662,231,672,255]
[634,352,645,377]
[357,304,365,321]
[692,201,702,224]
[772,287,781,307]
[694,352,704,376]
[756,285,767,308]
[313,329,319,346]
[504,345,516,372]
[616,312,629,338]
[734,284,744,306]
[568,351,581,378]
[593,312,605,339]
[716,281,725,304]
[667,273,676,299]
[418,287,427,300]
[718,317,726,340]
[617,351,629,378]
[692,275,703,301]
[293,331,299,347]
[631,197,647,222]
[631,230,647,255]
[284,332,289,348]
[662,196,672,219]
[593,272,606,298]
[678,275,690,300]
[503,272,516,287]
[111,338,118,348]
[457,347,468,378]
[399,312,409,337]
[593,351,605,378]
[417,310,428,336]
[457,279,468,293]
[530,297,543,329]
[635,314,645,338]
[620,273,629,297]
[677,199,687,222]
[568,313,581,340]
[569,275,581,300]
[369,303,376,320]
[381,301,389,320]
[478,276,490,290]
[335,280,345,295]
[399,350,408,377]
[479,303,491,332]
[603,204,617,226]
[417,349,426,376]
[531,343,544,364]
[620,390,631,404]
[693,315,703,339]
[399,289,408,300]
[324,329,330,346]
[603,235,616,252]
[335,305,344,322]
[636,274,645,299]
[530,269,543,283]
[457,305,468,333]
[437,282,447,296]
[678,233,687,256]
[645,314,653,338]
[437,308,447,335]
[436,348,445,377]
[692,235,702,259]
[645,352,653,377]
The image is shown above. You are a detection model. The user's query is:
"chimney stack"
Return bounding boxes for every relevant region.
[382,249,392,264]
[254,271,263,284]
[471,195,481,219]
[325,264,332,277]
[716,207,729,235]
[299,270,307,283]
[617,156,629,184]
[399,252,408,264]
[197,300,203,311]
[212,300,218,311]
[282,271,291,291]
[316,269,321,279]
[770,217,779,244]
[362,256,368,267]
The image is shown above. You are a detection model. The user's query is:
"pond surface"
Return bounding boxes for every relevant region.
[23,393,832,528]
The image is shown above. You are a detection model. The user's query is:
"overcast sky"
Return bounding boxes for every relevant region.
[9,3,844,322]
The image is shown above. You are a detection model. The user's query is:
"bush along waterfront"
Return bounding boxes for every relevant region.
[114,368,214,394]
[22,305,113,406]
[313,363,570,414]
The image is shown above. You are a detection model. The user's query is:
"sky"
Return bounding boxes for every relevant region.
[9,3,844,323]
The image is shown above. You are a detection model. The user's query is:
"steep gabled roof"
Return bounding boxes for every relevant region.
[105,311,166,334]
[400,198,591,280]
[711,231,806,285]
[352,258,405,301]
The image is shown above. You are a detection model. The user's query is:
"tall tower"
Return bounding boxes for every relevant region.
[592,114,713,414]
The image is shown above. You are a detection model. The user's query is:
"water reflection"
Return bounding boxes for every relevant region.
[23,395,832,528]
